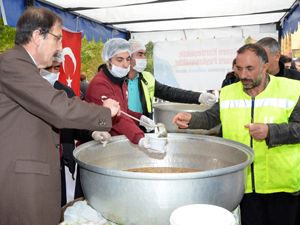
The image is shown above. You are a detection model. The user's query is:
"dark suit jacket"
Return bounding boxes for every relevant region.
[53,81,92,176]
[0,45,112,225]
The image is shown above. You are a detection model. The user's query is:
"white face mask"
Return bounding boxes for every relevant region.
[110,64,130,78]
[133,58,147,72]
[40,69,59,86]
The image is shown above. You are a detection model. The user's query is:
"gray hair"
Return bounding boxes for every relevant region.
[256,37,280,55]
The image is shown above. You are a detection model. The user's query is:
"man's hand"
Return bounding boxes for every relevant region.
[245,123,269,140]
[172,112,192,129]
[102,98,120,117]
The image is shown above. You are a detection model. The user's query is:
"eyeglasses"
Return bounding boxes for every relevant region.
[48,32,62,42]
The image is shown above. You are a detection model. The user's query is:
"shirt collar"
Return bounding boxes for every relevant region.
[24,48,37,66]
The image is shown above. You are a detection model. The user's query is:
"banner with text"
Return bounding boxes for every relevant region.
[153,38,244,92]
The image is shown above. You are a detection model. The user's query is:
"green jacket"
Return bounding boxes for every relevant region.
[140,71,155,115]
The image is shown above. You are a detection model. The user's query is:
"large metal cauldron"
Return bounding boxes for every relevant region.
[74,133,253,225]
[74,134,253,225]
[153,102,219,135]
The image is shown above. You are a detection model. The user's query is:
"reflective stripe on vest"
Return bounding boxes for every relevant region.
[220,75,300,194]
[141,71,155,113]
[221,98,296,109]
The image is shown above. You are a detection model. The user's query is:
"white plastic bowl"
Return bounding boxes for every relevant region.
[170,204,236,225]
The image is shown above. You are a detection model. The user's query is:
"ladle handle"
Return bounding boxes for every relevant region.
[101,95,156,128]
[120,111,156,128]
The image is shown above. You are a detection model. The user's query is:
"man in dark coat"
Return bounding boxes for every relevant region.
[256,37,300,80]
[222,37,300,87]
[0,7,120,225]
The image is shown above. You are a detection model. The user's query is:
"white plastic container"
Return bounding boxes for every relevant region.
[170,204,236,225]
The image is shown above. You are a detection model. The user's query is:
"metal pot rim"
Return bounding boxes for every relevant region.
[74,134,253,180]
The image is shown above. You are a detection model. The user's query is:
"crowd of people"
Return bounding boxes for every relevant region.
[1,6,300,225]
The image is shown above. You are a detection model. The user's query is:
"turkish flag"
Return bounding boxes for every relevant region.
[58,28,82,96]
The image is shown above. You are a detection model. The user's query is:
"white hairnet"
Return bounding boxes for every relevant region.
[102,38,131,62]
[129,39,146,54]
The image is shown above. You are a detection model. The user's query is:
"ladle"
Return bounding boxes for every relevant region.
[120,111,168,138]
[101,95,167,138]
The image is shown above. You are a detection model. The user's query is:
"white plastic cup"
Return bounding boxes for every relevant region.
[170,204,236,225]
[148,137,167,153]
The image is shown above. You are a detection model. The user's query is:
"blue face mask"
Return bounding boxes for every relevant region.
[110,64,130,78]
[40,69,59,86]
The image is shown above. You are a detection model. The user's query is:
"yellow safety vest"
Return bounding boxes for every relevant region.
[141,71,155,113]
[220,75,300,194]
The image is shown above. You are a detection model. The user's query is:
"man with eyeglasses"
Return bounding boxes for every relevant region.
[0,7,120,225]
[47,30,63,42]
